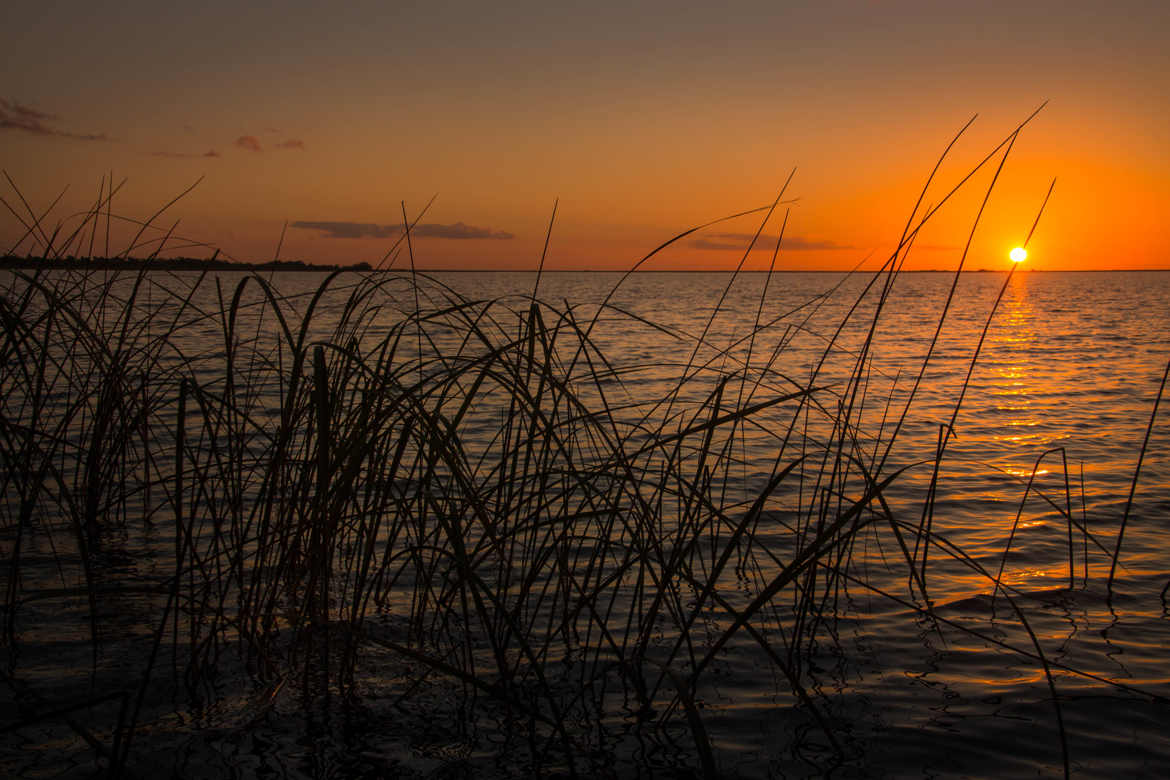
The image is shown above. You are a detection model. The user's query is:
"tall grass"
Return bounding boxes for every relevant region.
[2,113,1167,778]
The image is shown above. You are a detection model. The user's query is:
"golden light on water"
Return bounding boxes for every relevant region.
[1010,247,1028,263]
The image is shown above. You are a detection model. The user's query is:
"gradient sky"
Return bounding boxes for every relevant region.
[3,0,1168,270]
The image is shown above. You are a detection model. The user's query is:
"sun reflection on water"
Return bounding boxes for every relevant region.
[988,276,1044,464]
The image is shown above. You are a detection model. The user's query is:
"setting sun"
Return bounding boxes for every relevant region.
[1010,247,1028,263]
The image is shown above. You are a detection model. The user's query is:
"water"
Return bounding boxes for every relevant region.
[2,268,1169,777]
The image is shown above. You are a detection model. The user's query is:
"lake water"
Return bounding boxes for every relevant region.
[2,268,1169,778]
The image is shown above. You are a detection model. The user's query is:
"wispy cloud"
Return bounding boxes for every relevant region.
[690,232,855,251]
[153,149,220,159]
[3,99,57,123]
[291,220,514,240]
[235,135,262,152]
[275,138,304,150]
[0,98,107,141]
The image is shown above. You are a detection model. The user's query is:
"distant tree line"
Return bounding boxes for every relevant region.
[0,255,374,272]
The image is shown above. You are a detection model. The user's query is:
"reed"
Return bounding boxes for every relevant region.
[1,116,1165,778]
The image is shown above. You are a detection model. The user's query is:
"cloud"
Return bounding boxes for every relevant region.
[291,220,514,240]
[415,222,514,240]
[292,221,397,239]
[152,149,221,159]
[2,98,56,122]
[275,138,304,150]
[690,232,855,251]
[235,135,262,152]
[0,98,107,141]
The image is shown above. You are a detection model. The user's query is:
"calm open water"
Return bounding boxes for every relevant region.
[3,268,1169,777]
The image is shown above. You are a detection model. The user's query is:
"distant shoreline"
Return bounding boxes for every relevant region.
[3,256,1166,273]
[0,256,373,273]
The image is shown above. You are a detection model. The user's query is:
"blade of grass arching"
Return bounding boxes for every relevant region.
[445,360,624,653]
[943,175,1056,436]
[658,179,793,426]
[105,169,112,257]
[910,139,1030,580]
[87,174,106,259]
[821,272,910,607]
[140,219,180,260]
[36,192,104,262]
[918,176,1058,584]
[401,200,423,390]
[873,123,1049,478]
[511,307,566,636]
[598,273,846,403]
[631,376,734,667]
[674,565,845,758]
[883,103,1046,281]
[65,209,224,263]
[654,456,810,681]
[350,420,418,629]
[226,277,305,631]
[832,442,939,624]
[375,193,436,271]
[465,418,659,696]
[975,459,1114,560]
[990,448,1067,609]
[738,208,789,408]
[693,463,914,680]
[781,115,1040,510]
[531,198,558,302]
[542,306,664,650]
[115,177,203,260]
[0,192,38,253]
[557,203,778,387]
[894,114,978,258]
[2,171,69,253]
[625,386,824,462]
[1106,357,1170,596]
[391,372,541,636]
[407,414,582,752]
[440,307,640,504]
[592,203,775,317]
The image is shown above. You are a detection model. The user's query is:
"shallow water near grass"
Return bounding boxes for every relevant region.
[3,268,1169,778]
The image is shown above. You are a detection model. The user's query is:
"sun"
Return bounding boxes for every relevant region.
[1010,247,1027,263]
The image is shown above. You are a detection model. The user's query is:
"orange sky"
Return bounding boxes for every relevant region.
[3,1,1168,271]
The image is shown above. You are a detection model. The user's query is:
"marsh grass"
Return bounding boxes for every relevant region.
[2,112,1168,778]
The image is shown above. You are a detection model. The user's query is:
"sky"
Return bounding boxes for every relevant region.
[3,0,1168,271]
